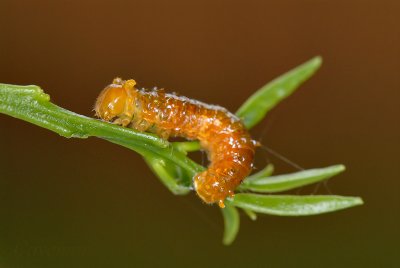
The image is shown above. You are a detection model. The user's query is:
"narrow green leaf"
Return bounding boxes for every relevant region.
[172,141,202,153]
[243,209,257,221]
[221,204,240,245]
[144,157,192,195]
[228,193,363,216]
[245,164,274,181]
[239,165,345,193]
[236,56,322,129]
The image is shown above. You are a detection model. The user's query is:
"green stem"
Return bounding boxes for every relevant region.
[0,83,203,179]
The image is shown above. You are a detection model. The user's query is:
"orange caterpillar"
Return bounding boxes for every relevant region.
[94,78,256,208]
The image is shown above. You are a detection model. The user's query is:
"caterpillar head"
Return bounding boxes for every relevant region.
[95,78,136,122]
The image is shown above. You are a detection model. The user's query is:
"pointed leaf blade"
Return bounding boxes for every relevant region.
[246,164,274,181]
[221,204,240,245]
[239,165,345,193]
[236,56,322,129]
[144,157,192,195]
[243,208,257,221]
[228,193,363,216]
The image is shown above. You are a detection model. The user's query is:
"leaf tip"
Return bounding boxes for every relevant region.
[311,56,323,68]
[221,205,240,246]
[243,208,258,221]
[334,164,346,173]
[341,196,364,210]
[353,197,364,206]
[222,237,233,246]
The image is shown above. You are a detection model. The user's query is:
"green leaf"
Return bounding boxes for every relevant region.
[227,193,363,216]
[144,157,192,195]
[172,141,202,153]
[236,56,322,129]
[242,209,257,221]
[239,165,345,193]
[221,204,240,245]
[245,164,274,181]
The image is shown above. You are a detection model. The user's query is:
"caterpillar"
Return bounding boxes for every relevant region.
[94,78,256,208]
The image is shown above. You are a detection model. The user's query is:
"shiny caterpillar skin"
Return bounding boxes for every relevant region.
[94,78,256,208]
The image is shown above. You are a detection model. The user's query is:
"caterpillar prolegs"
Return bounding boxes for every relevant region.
[94,78,256,208]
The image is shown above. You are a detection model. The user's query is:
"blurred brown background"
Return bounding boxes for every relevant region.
[0,0,399,267]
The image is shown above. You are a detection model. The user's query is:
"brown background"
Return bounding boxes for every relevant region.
[0,0,399,267]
